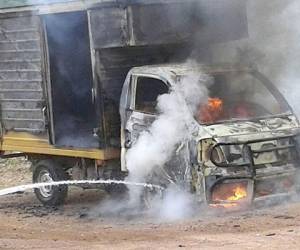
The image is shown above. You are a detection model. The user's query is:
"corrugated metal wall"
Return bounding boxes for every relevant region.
[0,15,46,133]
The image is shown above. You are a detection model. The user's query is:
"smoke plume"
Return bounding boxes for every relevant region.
[211,0,300,115]
[123,65,211,219]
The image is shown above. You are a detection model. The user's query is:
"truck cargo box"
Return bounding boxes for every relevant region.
[0,0,248,159]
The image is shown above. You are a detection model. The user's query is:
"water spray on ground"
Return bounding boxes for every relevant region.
[0,180,164,197]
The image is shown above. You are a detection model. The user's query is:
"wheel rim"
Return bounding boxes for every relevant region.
[37,169,54,198]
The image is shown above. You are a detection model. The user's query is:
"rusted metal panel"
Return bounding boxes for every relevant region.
[0,15,46,133]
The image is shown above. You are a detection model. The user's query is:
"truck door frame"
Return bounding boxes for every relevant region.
[121,73,170,171]
[87,10,99,131]
[41,17,56,144]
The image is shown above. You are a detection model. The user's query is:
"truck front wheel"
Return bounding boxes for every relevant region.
[33,160,68,206]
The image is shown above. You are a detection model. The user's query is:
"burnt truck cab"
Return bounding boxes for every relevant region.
[120,64,300,208]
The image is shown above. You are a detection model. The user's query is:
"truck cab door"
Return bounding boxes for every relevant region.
[121,74,169,171]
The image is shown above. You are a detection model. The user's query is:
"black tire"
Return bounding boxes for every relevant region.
[104,183,128,197]
[102,169,128,197]
[33,160,68,206]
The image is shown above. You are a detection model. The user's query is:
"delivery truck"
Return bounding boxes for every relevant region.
[0,0,299,209]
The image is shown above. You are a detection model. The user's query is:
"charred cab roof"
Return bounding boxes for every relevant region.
[130,64,254,79]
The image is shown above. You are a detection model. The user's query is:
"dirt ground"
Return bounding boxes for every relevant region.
[1,159,300,249]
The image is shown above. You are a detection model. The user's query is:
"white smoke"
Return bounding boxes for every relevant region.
[126,72,210,181]
[151,186,195,221]
[124,67,211,219]
[211,0,300,116]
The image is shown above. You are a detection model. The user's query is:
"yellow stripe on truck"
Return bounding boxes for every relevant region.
[0,132,120,160]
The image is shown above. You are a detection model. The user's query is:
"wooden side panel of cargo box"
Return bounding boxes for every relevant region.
[0,14,46,134]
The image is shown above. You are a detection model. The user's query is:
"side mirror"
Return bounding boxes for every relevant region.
[126,107,133,113]
[125,108,133,119]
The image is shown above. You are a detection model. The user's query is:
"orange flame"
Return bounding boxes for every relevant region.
[227,186,247,201]
[207,97,223,110]
[199,98,224,123]
[210,183,248,209]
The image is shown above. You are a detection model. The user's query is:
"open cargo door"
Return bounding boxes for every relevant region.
[0,14,47,135]
[43,11,97,149]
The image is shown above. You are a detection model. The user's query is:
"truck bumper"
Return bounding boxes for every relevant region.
[207,167,298,209]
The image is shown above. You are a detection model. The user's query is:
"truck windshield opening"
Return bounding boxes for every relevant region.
[196,72,291,124]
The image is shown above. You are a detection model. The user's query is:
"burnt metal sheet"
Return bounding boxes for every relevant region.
[0,0,76,9]
[130,2,200,46]
[89,0,248,49]
[89,7,128,48]
[0,0,194,10]
[0,15,46,133]
[131,0,248,45]
[94,44,187,146]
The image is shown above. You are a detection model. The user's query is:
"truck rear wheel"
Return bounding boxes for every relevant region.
[33,160,68,206]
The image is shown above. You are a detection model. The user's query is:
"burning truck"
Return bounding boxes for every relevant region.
[0,0,299,209]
